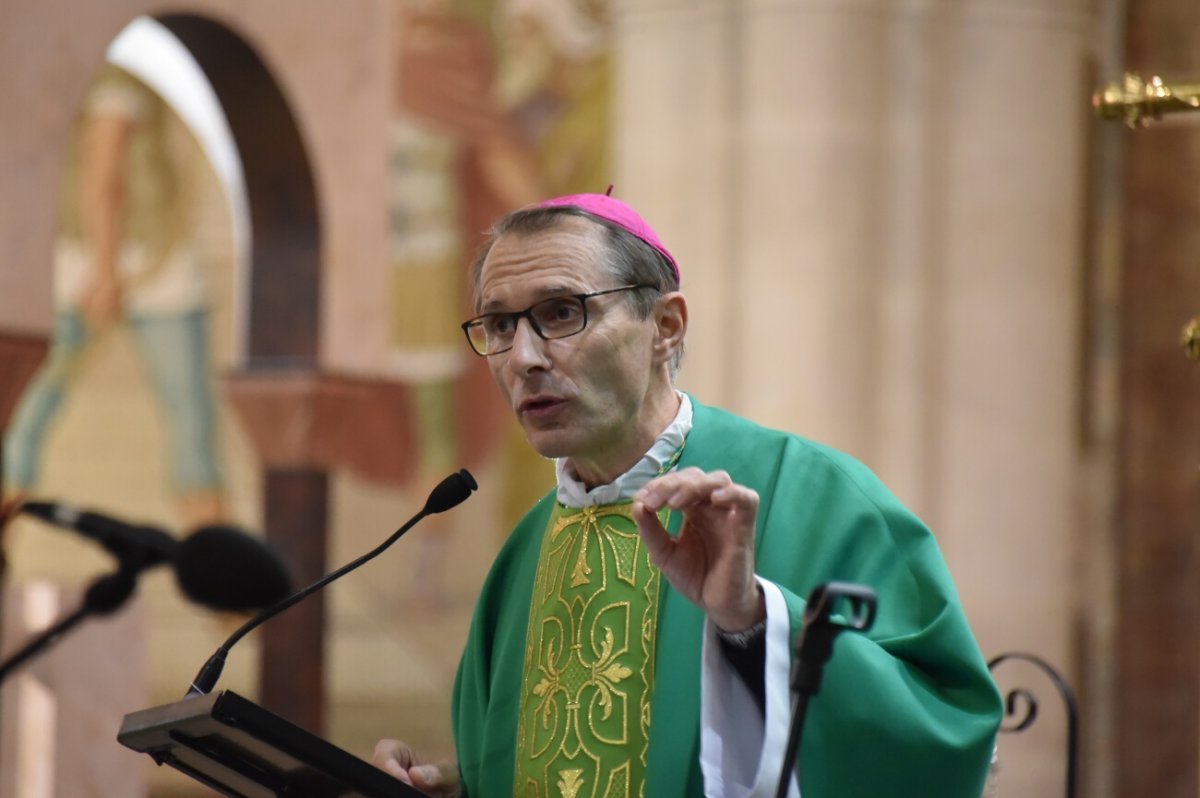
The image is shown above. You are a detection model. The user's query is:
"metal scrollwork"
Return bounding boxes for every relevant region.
[987,651,1078,798]
[1000,686,1038,733]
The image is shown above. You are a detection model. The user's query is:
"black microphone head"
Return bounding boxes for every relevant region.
[174,526,292,612]
[423,469,478,515]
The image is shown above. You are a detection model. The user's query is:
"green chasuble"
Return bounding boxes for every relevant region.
[453,397,1002,798]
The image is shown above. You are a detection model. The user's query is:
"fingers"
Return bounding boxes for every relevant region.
[631,496,672,562]
[372,739,417,784]
[632,468,759,569]
[634,468,759,515]
[411,763,462,796]
[371,740,461,796]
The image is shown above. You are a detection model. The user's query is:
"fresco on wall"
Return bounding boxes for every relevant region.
[3,63,228,530]
[324,0,615,765]
[0,21,254,797]
[0,4,613,791]
[384,0,612,596]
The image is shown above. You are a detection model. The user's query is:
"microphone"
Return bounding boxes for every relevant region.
[175,525,293,612]
[20,501,178,569]
[185,468,478,697]
[18,502,292,612]
[0,504,297,686]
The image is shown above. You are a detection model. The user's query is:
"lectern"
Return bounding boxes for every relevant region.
[118,690,423,797]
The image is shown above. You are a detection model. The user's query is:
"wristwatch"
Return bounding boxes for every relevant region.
[715,617,766,649]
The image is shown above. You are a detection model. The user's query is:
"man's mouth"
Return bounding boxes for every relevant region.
[518,396,565,417]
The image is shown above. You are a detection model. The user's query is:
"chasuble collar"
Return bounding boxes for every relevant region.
[555,392,694,508]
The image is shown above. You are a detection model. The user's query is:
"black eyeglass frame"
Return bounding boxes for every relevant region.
[461,284,657,356]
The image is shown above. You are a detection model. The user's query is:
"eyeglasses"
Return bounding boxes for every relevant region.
[461,285,655,356]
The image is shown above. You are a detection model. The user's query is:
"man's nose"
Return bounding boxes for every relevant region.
[508,316,550,369]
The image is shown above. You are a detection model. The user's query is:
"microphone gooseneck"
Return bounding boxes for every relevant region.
[186,469,478,697]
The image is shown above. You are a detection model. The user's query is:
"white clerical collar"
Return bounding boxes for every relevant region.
[555,393,694,507]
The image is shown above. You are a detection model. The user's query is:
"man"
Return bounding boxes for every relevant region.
[374,193,1001,797]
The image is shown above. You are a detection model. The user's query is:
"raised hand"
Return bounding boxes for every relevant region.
[632,468,765,632]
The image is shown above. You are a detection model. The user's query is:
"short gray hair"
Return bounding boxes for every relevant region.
[469,206,685,376]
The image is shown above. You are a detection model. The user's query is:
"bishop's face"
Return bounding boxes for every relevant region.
[475,216,673,487]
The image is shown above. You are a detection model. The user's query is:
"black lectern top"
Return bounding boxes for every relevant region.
[118,690,423,797]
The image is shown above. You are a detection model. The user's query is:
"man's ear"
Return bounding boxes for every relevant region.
[652,292,687,366]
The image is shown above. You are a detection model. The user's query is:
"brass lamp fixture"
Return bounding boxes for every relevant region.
[1182,318,1200,363]
[1093,72,1200,127]
[1094,73,1200,363]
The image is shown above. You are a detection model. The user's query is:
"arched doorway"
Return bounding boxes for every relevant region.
[155,12,328,735]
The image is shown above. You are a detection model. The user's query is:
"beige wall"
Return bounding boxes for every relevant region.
[617,1,1093,795]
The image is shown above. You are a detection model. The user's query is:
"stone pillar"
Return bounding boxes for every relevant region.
[258,469,328,733]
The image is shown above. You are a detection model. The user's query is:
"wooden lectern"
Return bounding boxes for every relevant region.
[118,690,423,797]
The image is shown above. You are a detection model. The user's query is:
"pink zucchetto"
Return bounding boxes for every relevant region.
[534,189,680,285]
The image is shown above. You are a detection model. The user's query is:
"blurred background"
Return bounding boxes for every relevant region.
[0,0,1197,796]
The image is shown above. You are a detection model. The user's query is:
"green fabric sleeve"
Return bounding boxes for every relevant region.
[452,493,554,797]
[690,399,1001,797]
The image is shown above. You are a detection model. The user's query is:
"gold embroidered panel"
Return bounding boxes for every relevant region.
[514,502,664,798]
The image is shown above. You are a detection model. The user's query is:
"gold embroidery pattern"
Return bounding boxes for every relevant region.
[515,503,664,798]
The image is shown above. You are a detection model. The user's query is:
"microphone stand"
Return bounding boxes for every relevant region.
[775,582,877,798]
[0,562,141,685]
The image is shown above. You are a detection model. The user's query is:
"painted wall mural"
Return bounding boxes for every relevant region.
[0,4,612,793]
